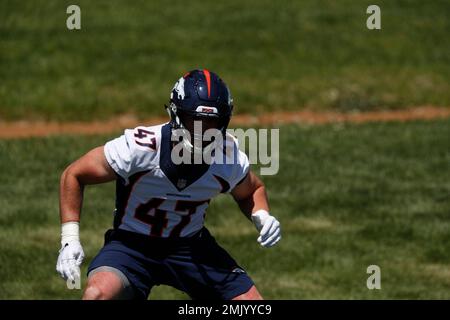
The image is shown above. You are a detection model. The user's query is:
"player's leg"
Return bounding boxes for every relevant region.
[231,285,263,300]
[83,268,130,300]
[86,231,157,300]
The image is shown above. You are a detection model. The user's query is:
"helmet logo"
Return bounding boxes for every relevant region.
[172,77,186,100]
[227,87,233,106]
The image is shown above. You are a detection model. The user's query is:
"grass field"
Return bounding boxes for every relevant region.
[1,0,449,121]
[0,119,448,299]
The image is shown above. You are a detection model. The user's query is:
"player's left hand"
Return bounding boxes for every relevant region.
[251,210,281,248]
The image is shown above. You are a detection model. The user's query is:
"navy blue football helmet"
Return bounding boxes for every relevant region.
[166,69,233,135]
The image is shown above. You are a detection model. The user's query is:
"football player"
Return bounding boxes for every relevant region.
[56,69,281,300]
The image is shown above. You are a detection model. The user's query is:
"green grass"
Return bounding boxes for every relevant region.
[0,119,449,299]
[0,0,449,121]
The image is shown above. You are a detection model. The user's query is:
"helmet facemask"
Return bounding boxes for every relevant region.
[166,103,229,156]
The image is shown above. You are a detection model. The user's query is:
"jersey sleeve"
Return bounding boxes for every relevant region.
[104,126,158,182]
[228,137,250,191]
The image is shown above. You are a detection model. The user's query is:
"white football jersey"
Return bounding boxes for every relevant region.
[103,123,249,237]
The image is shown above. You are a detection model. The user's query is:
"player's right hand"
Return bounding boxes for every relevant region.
[56,240,84,282]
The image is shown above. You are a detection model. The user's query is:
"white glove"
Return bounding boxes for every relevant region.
[56,222,84,282]
[251,210,281,248]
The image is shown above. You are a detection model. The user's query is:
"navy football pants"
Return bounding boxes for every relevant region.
[88,227,254,300]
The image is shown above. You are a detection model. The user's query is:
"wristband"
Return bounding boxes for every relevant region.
[61,221,80,245]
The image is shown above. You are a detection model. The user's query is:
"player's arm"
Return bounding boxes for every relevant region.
[231,171,281,247]
[231,170,269,220]
[59,146,116,223]
[57,146,116,282]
